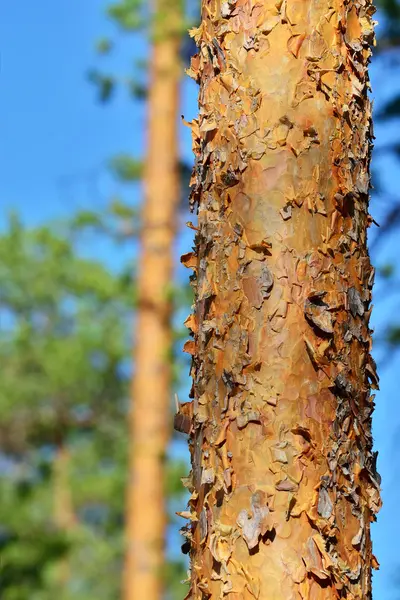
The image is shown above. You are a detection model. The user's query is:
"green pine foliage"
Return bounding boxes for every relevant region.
[0,213,188,598]
[0,214,130,451]
[107,0,145,31]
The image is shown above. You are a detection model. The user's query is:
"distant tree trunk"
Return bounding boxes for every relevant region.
[124,2,182,599]
[53,443,76,585]
[54,445,76,530]
[181,1,381,598]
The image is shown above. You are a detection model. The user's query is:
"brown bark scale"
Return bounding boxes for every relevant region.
[179,0,381,598]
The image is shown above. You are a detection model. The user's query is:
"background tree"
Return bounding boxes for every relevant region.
[0,213,130,599]
[179,1,381,598]
[123,0,184,594]
[89,2,193,598]
[0,212,187,600]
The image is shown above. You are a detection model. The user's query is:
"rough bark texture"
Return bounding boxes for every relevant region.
[123,2,182,599]
[180,0,381,598]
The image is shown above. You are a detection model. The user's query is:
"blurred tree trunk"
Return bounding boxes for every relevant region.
[54,445,76,529]
[53,443,76,585]
[124,2,182,599]
[182,1,381,598]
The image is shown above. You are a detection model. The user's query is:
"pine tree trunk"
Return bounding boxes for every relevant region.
[124,2,182,599]
[53,444,76,585]
[182,1,381,598]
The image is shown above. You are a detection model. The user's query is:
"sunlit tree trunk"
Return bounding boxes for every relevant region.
[53,443,76,585]
[124,2,182,599]
[181,0,381,598]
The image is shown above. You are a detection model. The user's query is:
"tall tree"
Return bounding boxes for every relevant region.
[0,210,189,599]
[124,1,184,599]
[0,213,131,600]
[180,1,381,599]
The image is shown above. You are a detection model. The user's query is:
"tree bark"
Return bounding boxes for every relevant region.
[181,1,381,598]
[124,2,182,599]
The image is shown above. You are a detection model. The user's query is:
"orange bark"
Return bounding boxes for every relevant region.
[180,0,380,598]
[124,2,182,599]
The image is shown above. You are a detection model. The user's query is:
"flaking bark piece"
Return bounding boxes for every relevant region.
[280,204,293,220]
[243,263,274,308]
[237,410,261,429]
[221,1,235,18]
[181,252,198,270]
[366,361,379,389]
[259,265,274,298]
[348,287,365,317]
[317,486,333,519]
[275,478,298,492]
[334,373,353,397]
[304,297,334,335]
[174,401,194,434]
[201,467,215,485]
[352,524,364,548]
[221,169,239,187]
[287,33,306,58]
[237,490,271,550]
[249,239,273,255]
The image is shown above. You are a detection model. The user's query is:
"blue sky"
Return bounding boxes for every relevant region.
[1,3,400,599]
